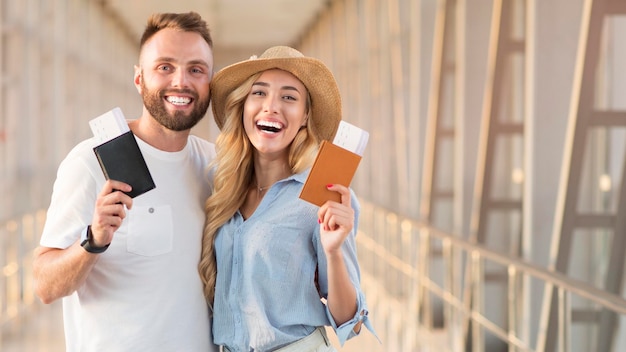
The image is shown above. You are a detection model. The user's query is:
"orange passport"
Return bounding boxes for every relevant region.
[299,140,362,206]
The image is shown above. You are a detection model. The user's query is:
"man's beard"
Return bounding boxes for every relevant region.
[140,78,210,131]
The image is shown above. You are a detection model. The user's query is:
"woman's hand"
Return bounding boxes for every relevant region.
[317,184,354,255]
[317,184,359,325]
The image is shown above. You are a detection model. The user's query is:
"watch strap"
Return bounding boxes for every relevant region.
[81,225,110,254]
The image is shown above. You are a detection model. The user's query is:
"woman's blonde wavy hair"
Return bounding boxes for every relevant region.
[199,71,318,306]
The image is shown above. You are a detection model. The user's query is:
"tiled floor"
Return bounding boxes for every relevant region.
[1,300,65,352]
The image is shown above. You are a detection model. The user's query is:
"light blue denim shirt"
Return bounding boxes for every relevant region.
[212,170,375,352]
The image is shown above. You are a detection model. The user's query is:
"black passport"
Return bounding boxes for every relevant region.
[93,131,156,198]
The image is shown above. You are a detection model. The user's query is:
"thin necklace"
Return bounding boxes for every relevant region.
[256,182,271,195]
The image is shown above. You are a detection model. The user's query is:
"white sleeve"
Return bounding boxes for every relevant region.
[40,141,103,249]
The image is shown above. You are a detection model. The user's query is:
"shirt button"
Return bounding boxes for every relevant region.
[148,207,155,213]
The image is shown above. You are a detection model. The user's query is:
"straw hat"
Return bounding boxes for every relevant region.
[210,46,341,141]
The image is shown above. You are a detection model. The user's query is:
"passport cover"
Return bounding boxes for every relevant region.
[299,140,362,206]
[93,131,156,198]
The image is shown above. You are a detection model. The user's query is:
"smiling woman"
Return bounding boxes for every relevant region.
[242,69,309,156]
[199,46,377,352]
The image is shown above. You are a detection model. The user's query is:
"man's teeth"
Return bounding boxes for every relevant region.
[166,96,191,105]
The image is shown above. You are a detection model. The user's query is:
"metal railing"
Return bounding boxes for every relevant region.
[0,210,46,348]
[356,200,626,352]
[4,204,626,351]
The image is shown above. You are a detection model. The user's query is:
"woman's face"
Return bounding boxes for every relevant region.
[243,69,308,159]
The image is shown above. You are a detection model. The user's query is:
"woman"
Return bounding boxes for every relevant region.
[199,46,376,352]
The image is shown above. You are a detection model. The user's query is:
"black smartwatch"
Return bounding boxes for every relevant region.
[80,225,110,254]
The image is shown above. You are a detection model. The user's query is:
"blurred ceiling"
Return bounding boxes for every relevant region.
[105,0,329,70]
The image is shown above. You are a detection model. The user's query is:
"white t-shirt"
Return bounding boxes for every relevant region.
[40,134,218,352]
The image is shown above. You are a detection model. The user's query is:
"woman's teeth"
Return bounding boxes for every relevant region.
[257,121,282,133]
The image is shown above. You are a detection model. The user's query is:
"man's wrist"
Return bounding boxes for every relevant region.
[80,225,110,254]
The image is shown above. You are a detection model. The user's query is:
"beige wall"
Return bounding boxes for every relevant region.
[1,0,139,220]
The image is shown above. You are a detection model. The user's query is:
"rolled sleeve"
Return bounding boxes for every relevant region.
[325,292,378,346]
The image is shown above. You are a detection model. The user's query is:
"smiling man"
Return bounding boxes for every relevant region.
[33,12,218,352]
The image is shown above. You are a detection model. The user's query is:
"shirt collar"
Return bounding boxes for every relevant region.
[290,169,310,184]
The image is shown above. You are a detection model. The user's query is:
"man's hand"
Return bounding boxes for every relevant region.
[91,180,133,247]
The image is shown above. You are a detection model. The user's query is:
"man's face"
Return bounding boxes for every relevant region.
[134,28,213,131]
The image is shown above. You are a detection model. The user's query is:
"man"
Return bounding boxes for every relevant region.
[33,12,218,351]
